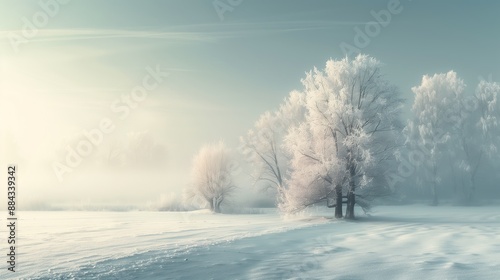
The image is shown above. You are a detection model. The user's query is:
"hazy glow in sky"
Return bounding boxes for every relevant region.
[1,0,499,209]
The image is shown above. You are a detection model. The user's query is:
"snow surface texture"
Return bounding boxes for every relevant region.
[3,205,500,280]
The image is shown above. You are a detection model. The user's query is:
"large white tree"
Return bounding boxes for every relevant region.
[185,141,236,213]
[281,54,403,219]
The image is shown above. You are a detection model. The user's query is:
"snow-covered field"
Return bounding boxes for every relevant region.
[4,205,500,279]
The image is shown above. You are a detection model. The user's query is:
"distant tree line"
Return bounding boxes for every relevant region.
[187,54,500,217]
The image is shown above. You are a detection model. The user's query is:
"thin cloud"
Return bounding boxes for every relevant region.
[0,28,215,43]
[0,20,375,43]
[166,20,378,38]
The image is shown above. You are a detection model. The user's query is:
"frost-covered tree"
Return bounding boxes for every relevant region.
[406,72,500,205]
[241,91,304,199]
[475,80,500,151]
[282,54,403,219]
[281,120,346,217]
[405,71,466,205]
[454,80,500,203]
[185,141,236,213]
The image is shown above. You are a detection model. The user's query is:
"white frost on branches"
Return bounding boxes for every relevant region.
[185,141,236,213]
[281,54,403,218]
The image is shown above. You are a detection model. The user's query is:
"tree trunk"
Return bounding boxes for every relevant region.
[345,161,356,220]
[430,165,439,206]
[467,177,476,205]
[345,191,355,219]
[334,185,343,218]
[214,203,221,213]
[431,182,438,206]
[212,197,221,213]
[467,155,480,205]
[449,156,457,197]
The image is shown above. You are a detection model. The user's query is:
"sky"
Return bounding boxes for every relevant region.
[1,0,499,209]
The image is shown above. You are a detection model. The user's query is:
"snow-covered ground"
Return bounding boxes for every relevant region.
[4,205,500,279]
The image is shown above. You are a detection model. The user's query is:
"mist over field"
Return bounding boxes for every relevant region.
[1,0,500,279]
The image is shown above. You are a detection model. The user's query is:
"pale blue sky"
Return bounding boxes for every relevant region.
[1,0,499,207]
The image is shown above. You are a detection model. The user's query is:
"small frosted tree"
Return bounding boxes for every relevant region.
[186,142,236,213]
